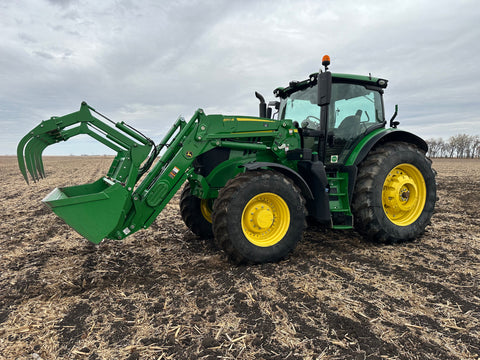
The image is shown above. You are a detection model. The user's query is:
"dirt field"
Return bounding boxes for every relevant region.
[0,156,479,359]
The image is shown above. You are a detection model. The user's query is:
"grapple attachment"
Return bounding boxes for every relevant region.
[17,102,155,243]
[18,102,154,185]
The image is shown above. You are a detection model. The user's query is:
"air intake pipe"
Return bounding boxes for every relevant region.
[255,91,267,118]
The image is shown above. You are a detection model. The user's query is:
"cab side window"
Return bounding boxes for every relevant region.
[330,83,383,140]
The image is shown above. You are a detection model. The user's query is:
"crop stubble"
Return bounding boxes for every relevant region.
[0,156,479,359]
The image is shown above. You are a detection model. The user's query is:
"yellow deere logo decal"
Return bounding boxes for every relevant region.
[186,151,193,158]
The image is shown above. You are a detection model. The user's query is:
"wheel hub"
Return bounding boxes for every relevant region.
[245,202,274,232]
[382,164,426,226]
[384,173,418,212]
[252,205,274,229]
[241,193,290,247]
[400,189,410,201]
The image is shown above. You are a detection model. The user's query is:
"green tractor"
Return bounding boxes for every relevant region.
[18,56,436,264]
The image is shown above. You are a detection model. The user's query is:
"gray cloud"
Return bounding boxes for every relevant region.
[45,0,78,9]
[1,0,479,155]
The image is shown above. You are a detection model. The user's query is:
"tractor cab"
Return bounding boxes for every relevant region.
[274,60,388,166]
[271,57,391,228]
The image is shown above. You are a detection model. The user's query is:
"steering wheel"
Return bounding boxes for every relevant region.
[305,115,320,122]
[301,115,321,129]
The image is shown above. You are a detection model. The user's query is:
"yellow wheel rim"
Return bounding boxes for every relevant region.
[241,192,290,247]
[382,163,426,226]
[200,199,213,223]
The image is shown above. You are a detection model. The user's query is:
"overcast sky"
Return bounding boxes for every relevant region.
[1,0,479,155]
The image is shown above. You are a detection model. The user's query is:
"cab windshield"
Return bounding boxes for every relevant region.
[279,86,320,129]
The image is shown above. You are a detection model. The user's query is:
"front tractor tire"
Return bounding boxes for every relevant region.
[212,171,307,264]
[352,142,436,243]
[180,183,214,239]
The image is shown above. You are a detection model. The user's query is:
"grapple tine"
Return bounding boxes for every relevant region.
[34,133,54,179]
[17,133,33,184]
[24,138,41,182]
[40,134,58,175]
[24,135,53,182]
[18,125,57,183]
[38,150,46,178]
[34,141,49,178]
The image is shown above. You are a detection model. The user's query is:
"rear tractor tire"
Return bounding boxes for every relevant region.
[180,183,214,239]
[352,142,436,243]
[212,171,307,264]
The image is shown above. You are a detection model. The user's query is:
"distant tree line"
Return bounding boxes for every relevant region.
[425,134,480,158]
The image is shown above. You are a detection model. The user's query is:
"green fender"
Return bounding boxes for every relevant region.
[345,128,428,167]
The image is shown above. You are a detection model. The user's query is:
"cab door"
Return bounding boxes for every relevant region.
[325,82,385,165]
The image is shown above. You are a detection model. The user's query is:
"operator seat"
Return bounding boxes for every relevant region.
[336,109,362,139]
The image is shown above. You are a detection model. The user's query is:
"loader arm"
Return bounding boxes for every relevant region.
[110,111,293,240]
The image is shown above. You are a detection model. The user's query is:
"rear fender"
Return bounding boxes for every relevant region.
[346,129,428,167]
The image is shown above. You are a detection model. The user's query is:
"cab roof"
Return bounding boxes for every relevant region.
[274,72,388,99]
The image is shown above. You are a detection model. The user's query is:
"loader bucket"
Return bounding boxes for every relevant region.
[42,177,131,244]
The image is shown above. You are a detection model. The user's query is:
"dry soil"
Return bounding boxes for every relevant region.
[0,156,479,359]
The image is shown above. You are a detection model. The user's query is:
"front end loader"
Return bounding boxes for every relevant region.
[18,56,436,264]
